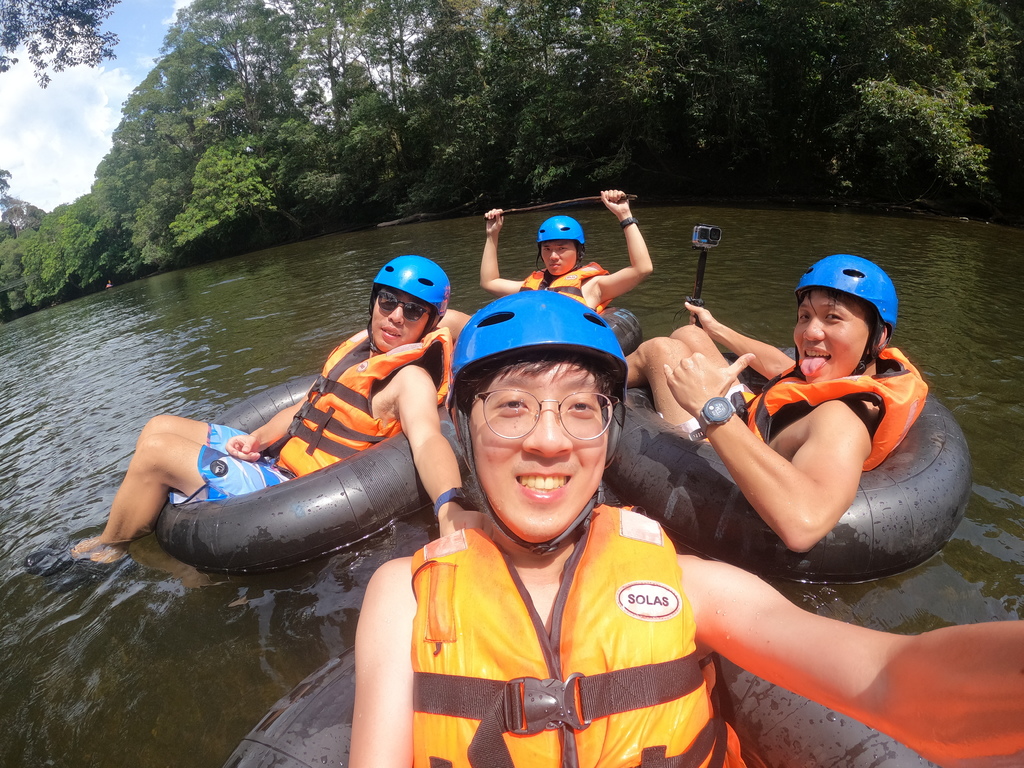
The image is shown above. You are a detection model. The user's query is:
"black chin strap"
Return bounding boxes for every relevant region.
[492,497,596,555]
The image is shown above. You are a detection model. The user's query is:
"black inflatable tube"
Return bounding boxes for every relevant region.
[156,308,641,574]
[155,377,455,574]
[222,648,938,768]
[604,392,971,583]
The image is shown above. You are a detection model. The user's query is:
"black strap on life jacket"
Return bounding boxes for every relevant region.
[414,653,726,768]
[287,404,384,458]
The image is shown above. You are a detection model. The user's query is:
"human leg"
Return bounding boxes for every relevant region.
[626,328,727,423]
[74,416,209,561]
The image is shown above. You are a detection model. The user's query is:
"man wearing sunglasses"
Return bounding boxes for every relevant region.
[65,255,472,566]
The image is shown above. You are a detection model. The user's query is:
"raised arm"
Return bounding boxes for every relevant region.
[480,208,526,297]
[584,189,654,307]
[684,555,1024,766]
[351,557,417,768]
[663,354,870,550]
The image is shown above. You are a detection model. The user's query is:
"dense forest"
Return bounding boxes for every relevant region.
[2,0,1023,320]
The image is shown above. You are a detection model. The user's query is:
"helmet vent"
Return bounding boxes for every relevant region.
[583,312,608,328]
[842,268,866,279]
[418,277,435,287]
[478,311,514,328]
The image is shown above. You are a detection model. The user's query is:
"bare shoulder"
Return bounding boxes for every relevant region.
[374,362,436,419]
[363,556,416,607]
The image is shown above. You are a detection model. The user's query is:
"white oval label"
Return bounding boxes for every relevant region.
[616,581,682,622]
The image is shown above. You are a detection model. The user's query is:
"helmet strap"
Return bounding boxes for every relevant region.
[453,405,599,556]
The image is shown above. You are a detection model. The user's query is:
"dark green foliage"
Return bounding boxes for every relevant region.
[5,0,1024,319]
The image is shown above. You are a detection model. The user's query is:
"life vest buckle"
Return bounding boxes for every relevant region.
[506,672,589,735]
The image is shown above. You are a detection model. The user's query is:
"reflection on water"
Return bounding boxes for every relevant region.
[1,204,1022,766]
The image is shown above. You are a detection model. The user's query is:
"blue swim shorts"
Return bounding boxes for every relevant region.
[170,423,291,504]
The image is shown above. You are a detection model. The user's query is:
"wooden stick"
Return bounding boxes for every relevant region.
[497,194,637,215]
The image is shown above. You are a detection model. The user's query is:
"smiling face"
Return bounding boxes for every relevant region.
[369,287,431,351]
[794,289,874,381]
[469,363,608,550]
[539,240,579,276]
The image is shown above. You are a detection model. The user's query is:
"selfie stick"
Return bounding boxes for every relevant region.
[686,224,721,328]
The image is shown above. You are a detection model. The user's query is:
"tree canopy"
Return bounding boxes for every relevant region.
[0,0,120,85]
[3,0,1024,321]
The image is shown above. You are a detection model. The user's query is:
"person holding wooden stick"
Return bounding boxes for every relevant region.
[480,189,653,311]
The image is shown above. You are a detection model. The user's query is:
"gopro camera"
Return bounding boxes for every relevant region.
[692,224,722,249]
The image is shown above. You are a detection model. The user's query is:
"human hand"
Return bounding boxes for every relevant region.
[484,209,504,235]
[684,301,718,330]
[225,433,262,462]
[601,189,630,218]
[437,503,485,537]
[662,352,754,415]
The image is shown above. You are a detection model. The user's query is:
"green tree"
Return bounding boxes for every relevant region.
[0,0,120,85]
[168,139,280,250]
[18,195,121,306]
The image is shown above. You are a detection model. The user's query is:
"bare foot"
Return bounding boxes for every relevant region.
[70,536,128,564]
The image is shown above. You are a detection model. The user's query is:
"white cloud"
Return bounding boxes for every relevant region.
[0,55,137,212]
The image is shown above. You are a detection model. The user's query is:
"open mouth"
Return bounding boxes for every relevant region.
[799,352,830,377]
[518,475,568,491]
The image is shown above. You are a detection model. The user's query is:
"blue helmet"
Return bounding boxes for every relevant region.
[372,255,451,322]
[452,292,626,400]
[536,215,586,246]
[451,292,626,554]
[796,254,897,350]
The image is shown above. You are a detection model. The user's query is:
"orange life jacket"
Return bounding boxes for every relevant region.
[519,262,610,312]
[747,347,928,471]
[276,327,451,476]
[410,505,745,768]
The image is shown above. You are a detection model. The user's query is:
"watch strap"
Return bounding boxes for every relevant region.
[433,487,467,518]
[619,216,639,230]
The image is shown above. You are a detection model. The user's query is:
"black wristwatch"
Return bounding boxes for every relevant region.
[689,397,735,441]
[433,487,467,518]
[619,216,639,230]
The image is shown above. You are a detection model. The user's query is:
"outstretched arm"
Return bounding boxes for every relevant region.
[681,302,795,379]
[685,555,1024,766]
[351,557,417,767]
[584,190,653,307]
[480,208,525,297]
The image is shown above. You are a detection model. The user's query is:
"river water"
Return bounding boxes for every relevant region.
[1,204,1022,766]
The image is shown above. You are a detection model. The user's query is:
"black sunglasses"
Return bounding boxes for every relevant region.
[376,289,430,322]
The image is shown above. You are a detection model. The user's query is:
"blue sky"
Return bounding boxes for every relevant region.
[0,0,193,212]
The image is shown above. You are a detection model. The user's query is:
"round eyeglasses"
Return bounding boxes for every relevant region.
[376,289,429,322]
[474,389,618,440]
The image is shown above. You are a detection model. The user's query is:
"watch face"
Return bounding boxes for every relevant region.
[704,397,733,423]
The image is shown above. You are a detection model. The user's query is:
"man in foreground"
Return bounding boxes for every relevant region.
[351,291,1022,767]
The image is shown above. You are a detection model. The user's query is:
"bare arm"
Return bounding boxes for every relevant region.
[351,557,416,767]
[684,555,1024,765]
[391,365,481,536]
[224,402,302,461]
[684,302,795,379]
[438,309,471,340]
[480,209,526,297]
[584,189,654,307]
[663,355,869,550]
